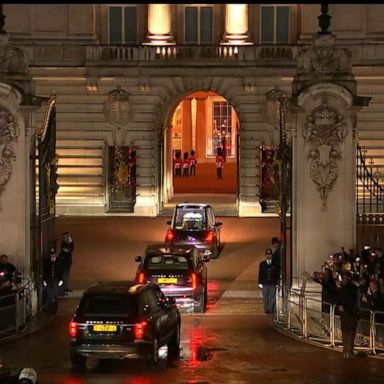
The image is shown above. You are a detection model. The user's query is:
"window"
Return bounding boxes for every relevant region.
[211,101,232,157]
[109,5,137,45]
[174,208,207,230]
[145,254,190,270]
[260,5,289,44]
[80,295,137,316]
[184,6,213,45]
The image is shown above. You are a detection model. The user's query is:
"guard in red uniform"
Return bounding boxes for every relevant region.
[173,151,182,177]
[189,150,197,176]
[215,147,225,179]
[182,151,190,178]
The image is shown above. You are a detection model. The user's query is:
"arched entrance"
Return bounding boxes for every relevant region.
[161,91,239,212]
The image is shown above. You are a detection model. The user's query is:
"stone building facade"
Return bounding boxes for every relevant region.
[2,3,384,220]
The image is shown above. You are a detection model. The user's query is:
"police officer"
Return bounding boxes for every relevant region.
[258,248,279,314]
[43,248,63,313]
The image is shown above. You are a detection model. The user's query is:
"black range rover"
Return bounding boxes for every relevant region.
[135,244,209,313]
[69,281,181,368]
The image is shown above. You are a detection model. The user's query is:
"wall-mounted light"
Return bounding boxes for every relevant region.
[86,83,98,92]
[138,81,151,92]
[244,82,255,92]
[86,78,98,92]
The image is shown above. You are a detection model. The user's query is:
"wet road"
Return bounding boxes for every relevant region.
[2,298,384,384]
[1,216,384,382]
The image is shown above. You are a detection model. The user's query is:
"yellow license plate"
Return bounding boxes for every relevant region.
[158,277,177,284]
[93,324,117,332]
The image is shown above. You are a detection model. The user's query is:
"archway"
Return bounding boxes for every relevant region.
[162,91,239,209]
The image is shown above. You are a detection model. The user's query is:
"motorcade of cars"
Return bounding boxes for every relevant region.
[164,203,222,259]
[68,281,180,369]
[135,244,209,313]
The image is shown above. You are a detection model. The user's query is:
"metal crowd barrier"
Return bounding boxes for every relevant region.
[0,278,35,337]
[275,287,384,356]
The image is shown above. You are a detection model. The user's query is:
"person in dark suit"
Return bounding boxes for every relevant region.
[59,232,74,294]
[337,271,361,358]
[258,248,279,314]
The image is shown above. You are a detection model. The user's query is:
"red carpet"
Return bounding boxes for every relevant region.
[173,162,237,194]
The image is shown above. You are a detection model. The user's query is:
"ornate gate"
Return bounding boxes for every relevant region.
[107,144,137,212]
[32,93,58,305]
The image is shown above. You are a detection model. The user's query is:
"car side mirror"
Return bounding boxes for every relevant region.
[203,256,210,262]
[167,220,171,225]
[135,256,142,262]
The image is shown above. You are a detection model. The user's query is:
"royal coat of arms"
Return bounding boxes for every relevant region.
[303,97,348,210]
[104,89,134,129]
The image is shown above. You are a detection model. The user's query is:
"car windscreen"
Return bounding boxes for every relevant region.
[173,209,206,230]
[79,294,138,317]
[145,254,190,270]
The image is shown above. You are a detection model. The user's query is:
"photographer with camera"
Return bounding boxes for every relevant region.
[337,271,361,359]
[312,266,338,314]
[0,255,21,292]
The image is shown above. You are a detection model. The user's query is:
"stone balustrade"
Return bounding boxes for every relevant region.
[16,42,384,67]
[85,44,300,64]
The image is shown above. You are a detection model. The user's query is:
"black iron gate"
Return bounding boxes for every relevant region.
[31,93,58,306]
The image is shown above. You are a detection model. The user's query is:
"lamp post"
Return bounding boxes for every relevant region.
[266,88,291,298]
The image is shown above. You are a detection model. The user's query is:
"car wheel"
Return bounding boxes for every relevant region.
[70,351,87,370]
[167,321,180,359]
[148,337,160,366]
[211,244,219,259]
[194,290,206,313]
[204,287,208,312]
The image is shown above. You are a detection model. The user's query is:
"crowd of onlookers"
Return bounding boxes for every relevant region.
[313,245,384,314]
[0,254,21,296]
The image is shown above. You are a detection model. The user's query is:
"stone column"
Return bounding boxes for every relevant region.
[0,85,39,278]
[144,4,175,45]
[291,35,370,282]
[221,4,252,45]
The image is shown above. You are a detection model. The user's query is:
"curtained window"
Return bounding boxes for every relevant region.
[260,5,289,44]
[109,5,138,45]
[184,6,213,45]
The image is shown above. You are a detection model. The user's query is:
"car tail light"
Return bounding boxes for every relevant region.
[190,272,197,290]
[138,272,145,284]
[205,230,214,244]
[134,321,147,340]
[165,229,175,242]
[69,321,77,338]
